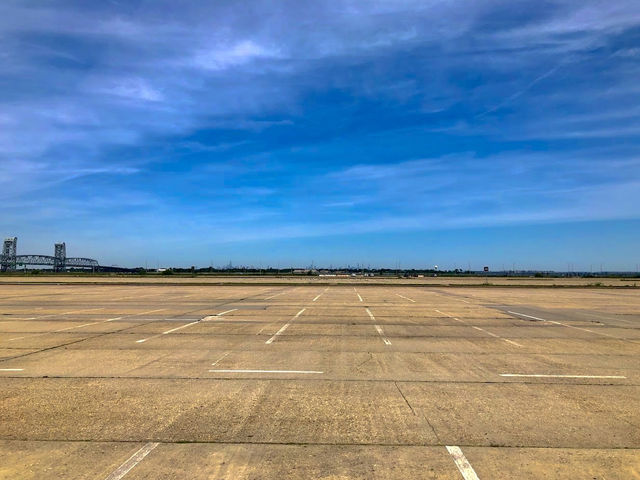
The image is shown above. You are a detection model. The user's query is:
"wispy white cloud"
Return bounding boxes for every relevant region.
[191,40,281,70]
[1,0,639,267]
[90,77,164,102]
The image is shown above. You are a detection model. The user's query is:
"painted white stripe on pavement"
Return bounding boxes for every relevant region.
[256,325,268,335]
[54,322,98,332]
[104,442,159,480]
[203,308,238,320]
[25,307,105,321]
[508,310,634,342]
[367,308,392,345]
[0,368,23,371]
[129,308,167,317]
[10,308,168,341]
[211,352,230,366]
[162,321,200,334]
[437,309,522,347]
[266,308,306,344]
[500,373,626,379]
[114,293,166,301]
[264,292,286,300]
[312,287,329,302]
[59,308,169,332]
[209,369,323,374]
[446,446,480,480]
[106,308,167,322]
[11,307,107,335]
[396,293,416,302]
[136,320,200,343]
[507,311,546,321]
[354,287,363,302]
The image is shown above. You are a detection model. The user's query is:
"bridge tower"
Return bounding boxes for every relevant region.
[1,237,17,272]
[54,242,66,272]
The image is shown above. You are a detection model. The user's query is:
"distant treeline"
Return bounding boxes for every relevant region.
[5,266,638,278]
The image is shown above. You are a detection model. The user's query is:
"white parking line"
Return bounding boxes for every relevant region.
[446,446,480,480]
[104,442,159,480]
[202,308,239,321]
[209,369,323,374]
[211,352,230,366]
[0,368,24,371]
[108,308,167,322]
[55,322,98,332]
[366,308,392,345]
[264,292,285,300]
[507,310,635,342]
[114,292,166,301]
[470,325,522,347]
[256,325,268,335]
[354,288,363,302]
[312,287,329,302]
[500,373,626,379]
[264,288,295,300]
[162,321,200,335]
[437,309,522,347]
[136,320,200,343]
[136,308,240,343]
[507,311,546,321]
[9,321,103,340]
[24,307,105,320]
[266,308,306,344]
[9,308,168,341]
[395,293,416,302]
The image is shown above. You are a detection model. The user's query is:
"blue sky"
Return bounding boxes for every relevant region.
[2,0,640,270]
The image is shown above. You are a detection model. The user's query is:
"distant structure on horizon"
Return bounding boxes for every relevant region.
[0,237,99,272]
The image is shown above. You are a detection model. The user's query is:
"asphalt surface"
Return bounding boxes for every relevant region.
[0,283,639,479]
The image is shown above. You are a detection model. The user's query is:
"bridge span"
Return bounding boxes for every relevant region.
[1,237,99,272]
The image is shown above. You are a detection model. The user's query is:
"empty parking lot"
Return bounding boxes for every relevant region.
[0,280,639,479]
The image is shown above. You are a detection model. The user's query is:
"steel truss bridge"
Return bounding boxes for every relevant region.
[1,237,99,271]
[14,255,99,269]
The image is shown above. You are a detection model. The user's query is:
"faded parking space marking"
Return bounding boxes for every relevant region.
[266,308,306,344]
[366,308,392,345]
[437,309,523,348]
[396,293,416,302]
[104,442,159,480]
[500,374,626,379]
